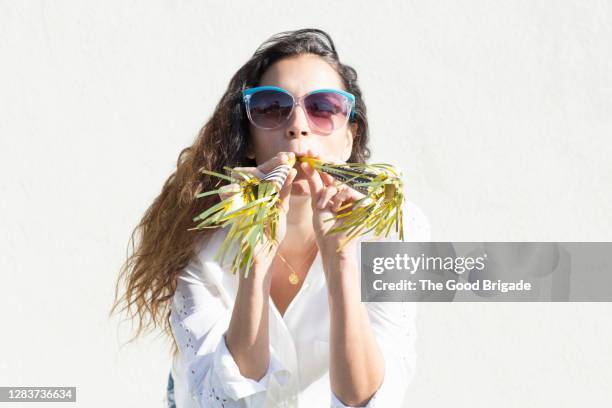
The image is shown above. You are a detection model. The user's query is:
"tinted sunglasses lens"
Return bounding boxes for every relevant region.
[304,92,350,133]
[248,90,293,129]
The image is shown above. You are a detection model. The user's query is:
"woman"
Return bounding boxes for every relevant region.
[112,28,429,407]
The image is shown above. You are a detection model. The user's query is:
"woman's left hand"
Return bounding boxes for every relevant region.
[301,150,366,261]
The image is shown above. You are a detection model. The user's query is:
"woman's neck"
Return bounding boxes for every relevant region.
[281,194,317,255]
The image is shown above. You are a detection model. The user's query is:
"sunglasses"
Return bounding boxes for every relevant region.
[242,86,356,134]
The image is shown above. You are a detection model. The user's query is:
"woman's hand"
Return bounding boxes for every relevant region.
[223,153,295,381]
[300,150,366,262]
[299,153,384,406]
[219,152,297,270]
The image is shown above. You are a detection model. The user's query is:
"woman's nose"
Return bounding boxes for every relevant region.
[285,104,311,138]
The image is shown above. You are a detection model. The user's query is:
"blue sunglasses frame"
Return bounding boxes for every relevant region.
[242,86,356,131]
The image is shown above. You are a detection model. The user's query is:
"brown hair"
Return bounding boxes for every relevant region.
[110,28,371,355]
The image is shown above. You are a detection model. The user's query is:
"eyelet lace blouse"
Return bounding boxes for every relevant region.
[169,200,430,407]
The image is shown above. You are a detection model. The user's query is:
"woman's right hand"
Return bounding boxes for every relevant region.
[218,151,297,271]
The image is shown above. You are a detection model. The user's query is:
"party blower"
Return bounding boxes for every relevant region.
[298,157,405,249]
[188,156,295,277]
[189,156,405,277]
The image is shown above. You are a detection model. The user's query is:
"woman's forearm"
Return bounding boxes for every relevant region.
[225,261,273,381]
[325,253,385,407]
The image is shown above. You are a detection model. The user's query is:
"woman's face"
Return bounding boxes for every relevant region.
[248,53,356,195]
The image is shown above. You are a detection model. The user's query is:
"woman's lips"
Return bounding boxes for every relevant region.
[293,160,308,179]
[284,144,318,159]
[281,148,319,180]
[288,150,308,159]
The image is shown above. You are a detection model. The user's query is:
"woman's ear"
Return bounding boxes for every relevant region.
[341,122,357,161]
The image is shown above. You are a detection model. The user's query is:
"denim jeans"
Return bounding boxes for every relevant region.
[167,371,176,408]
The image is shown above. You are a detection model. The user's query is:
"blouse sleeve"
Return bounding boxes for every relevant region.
[170,253,289,408]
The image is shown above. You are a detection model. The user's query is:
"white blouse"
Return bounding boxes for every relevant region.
[170,200,431,408]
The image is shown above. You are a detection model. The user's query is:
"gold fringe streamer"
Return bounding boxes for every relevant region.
[299,157,405,251]
[188,155,404,277]
[188,157,295,277]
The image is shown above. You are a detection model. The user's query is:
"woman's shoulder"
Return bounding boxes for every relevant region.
[193,228,230,262]
[402,199,431,242]
[356,199,431,243]
[178,228,231,284]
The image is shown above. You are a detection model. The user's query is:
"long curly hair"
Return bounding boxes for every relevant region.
[110,28,371,354]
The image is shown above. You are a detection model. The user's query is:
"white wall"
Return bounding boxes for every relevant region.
[1,1,610,406]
